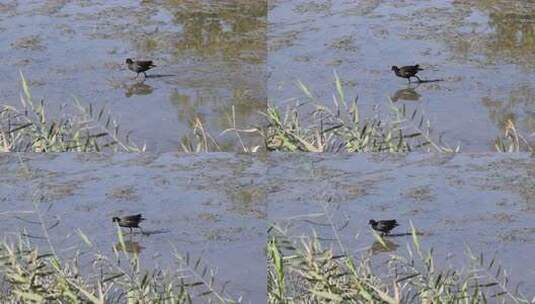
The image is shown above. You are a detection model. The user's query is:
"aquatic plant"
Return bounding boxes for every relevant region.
[3,74,530,153]
[495,119,534,152]
[0,156,232,303]
[260,73,457,152]
[180,116,224,153]
[181,74,457,153]
[0,73,144,152]
[0,229,235,303]
[267,225,530,304]
[180,105,260,153]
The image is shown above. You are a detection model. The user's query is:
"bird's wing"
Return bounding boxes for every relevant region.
[123,214,144,222]
[383,220,398,228]
[137,61,155,68]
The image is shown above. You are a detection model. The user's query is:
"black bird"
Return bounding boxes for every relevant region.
[112,214,145,233]
[369,219,399,236]
[391,65,423,83]
[126,58,156,78]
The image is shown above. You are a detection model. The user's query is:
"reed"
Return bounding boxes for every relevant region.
[495,119,534,152]
[267,225,530,304]
[0,73,144,152]
[0,228,236,303]
[180,74,457,153]
[261,73,458,152]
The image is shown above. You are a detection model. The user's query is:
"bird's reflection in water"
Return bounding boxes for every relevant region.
[124,82,153,98]
[370,239,399,255]
[114,240,145,254]
[391,87,421,102]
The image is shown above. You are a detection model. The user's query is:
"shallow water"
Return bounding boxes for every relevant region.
[0,0,267,151]
[269,0,535,151]
[1,2,534,301]
[1,153,534,300]
[0,153,268,302]
[2,1,534,151]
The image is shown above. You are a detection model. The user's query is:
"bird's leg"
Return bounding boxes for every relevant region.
[129,227,132,234]
[409,81,421,89]
[414,75,422,83]
[408,78,411,84]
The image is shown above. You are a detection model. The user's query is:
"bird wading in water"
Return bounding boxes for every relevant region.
[126,58,156,79]
[369,219,399,236]
[112,214,146,233]
[391,65,423,83]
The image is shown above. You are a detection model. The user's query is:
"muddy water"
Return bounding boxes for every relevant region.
[0,0,267,151]
[269,0,535,151]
